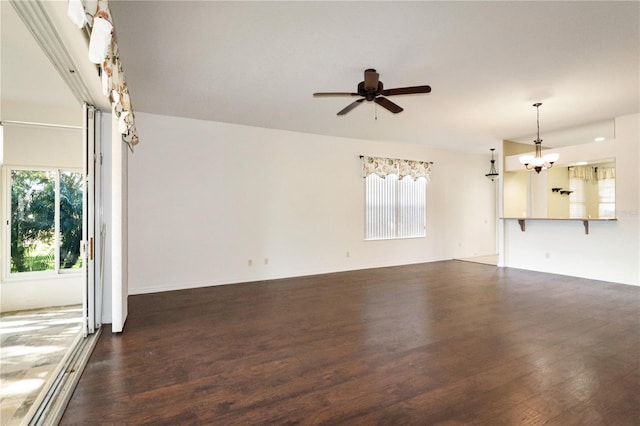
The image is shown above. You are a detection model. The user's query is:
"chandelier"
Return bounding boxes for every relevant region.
[519,103,559,173]
[485,148,499,181]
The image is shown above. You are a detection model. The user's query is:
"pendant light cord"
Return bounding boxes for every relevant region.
[536,103,541,142]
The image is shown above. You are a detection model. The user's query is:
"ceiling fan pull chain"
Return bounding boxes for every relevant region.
[375,103,378,121]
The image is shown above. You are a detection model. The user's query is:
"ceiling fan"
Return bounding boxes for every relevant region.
[313,68,431,116]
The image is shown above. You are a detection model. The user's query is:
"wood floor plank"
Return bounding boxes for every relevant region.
[60,261,640,424]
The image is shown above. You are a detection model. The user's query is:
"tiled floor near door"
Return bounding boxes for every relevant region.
[0,305,82,425]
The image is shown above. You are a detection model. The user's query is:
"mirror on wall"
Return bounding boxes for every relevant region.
[503,159,615,219]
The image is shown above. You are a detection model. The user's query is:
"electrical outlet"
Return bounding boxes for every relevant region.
[346,251,350,258]
[264,258,269,265]
[545,252,550,259]
[248,259,252,266]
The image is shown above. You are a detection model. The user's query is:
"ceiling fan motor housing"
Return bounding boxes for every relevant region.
[358,81,384,101]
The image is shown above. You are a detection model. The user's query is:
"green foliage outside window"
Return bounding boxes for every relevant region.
[10,170,83,273]
[59,172,84,269]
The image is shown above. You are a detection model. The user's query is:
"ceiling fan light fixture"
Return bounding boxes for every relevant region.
[519,102,559,174]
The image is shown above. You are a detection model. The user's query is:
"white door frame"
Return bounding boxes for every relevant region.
[82,104,100,335]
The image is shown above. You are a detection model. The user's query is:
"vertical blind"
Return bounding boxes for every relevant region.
[365,174,427,240]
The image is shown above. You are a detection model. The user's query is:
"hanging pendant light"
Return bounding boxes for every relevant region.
[519,103,559,174]
[485,148,499,181]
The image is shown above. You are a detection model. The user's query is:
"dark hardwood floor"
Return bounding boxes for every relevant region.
[61,261,639,425]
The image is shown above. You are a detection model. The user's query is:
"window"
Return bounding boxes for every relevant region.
[8,168,83,275]
[365,174,426,240]
[361,155,430,240]
[598,178,615,218]
[569,165,616,219]
[569,177,586,218]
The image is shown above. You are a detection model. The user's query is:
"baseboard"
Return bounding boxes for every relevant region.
[128,257,452,295]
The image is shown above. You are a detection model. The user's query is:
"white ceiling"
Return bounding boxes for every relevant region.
[107,1,639,153]
[1,2,80,112]
[35,1,640,153]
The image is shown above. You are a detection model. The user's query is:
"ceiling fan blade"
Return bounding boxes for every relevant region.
[313,92,359,97]
[364,69,379,91]
[374,97,403,114]
[380,85,431,96]
[337,98,365,115]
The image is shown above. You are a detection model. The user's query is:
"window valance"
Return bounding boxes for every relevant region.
[67,0,139,150]
[569,166,616,181]
[596,167,615,180]
[361,156,432,181]
[569,166,596,181]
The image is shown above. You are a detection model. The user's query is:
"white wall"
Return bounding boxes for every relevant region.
[128,112,497,295]
[547,166,570,218]
[0,274,82,312]
[92,110,128,330]
[1,100,81,128]
[100,113,113,324]
[110,113,128,332]
[503,171,527,217]
[2,124,82,168]
[502,113,639,286]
